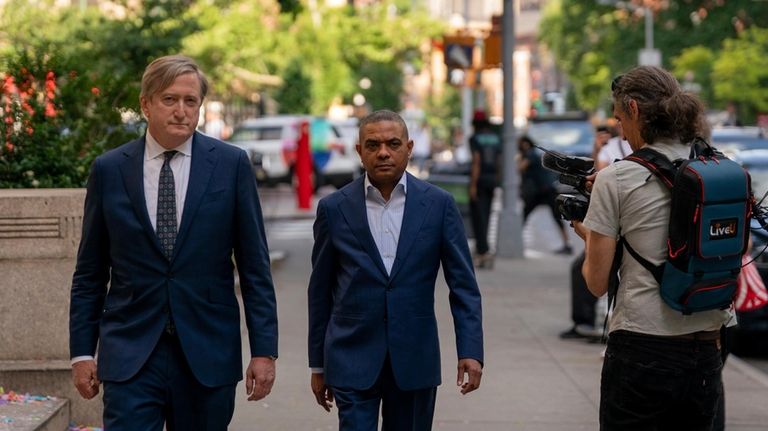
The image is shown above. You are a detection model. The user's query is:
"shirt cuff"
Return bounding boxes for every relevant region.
[71,355,94,366]
[310,367,324,374]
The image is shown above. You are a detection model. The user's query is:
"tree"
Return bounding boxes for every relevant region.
[0,0,199,187]
[274,58,312,113]
[0,48,135,187]
[712,27,768,123]
[539,0,768,113]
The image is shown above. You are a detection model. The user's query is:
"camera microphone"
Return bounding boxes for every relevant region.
[540,149,595,175]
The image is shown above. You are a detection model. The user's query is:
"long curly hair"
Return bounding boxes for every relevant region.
[611,66,709,145]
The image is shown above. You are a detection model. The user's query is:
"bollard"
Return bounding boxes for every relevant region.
[295,120,313,210]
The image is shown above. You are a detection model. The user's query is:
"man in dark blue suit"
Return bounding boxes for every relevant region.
[308,110,483,430]
[69,55,278,430]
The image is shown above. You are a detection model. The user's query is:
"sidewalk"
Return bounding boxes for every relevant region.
[231,231,768,429]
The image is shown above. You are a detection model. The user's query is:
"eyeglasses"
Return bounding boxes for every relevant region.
[611,75,623,92]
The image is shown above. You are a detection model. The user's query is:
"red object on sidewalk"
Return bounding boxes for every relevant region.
[295,120,313,210]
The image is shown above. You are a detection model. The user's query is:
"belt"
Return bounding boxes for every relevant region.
[663,330,720,342]
[612,329,720,343]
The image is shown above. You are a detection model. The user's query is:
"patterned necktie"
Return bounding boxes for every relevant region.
[157,150,178,260]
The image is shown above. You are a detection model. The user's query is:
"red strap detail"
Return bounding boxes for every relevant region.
[668,239,687,258]
[683,282,732,305]
[626,155,674,188]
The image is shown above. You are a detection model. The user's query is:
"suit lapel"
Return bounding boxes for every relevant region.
[173,133,217,259]
[389,174,432,281]
[119,137,166,257]
[338,177,389,279]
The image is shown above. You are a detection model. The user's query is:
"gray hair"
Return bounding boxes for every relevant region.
[140,54,209,102]
[359,110,409,141]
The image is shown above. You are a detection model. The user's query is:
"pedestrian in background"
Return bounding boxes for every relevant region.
[573,65,731,430]
[561,124,628,340]
[69,55,278,430]
[517,134,572,255]
[308,110,483,430]
[468,110,502,268]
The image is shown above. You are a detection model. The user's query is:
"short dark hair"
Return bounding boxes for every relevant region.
[358,110,409,141]
[611,66,708,145]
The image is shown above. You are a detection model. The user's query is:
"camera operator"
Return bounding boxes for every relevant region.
[571,66,732,430]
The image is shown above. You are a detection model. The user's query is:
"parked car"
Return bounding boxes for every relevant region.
[524,112,595,157]
[227,116,359,189]
[727,149,768,356]
[711,126,768,156]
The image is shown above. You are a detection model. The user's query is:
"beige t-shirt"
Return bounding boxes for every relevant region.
[583,138,734,336]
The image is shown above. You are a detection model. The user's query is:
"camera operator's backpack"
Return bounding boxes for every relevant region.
[621,139,752,315]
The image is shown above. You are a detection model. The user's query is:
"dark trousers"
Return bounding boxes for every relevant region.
[570,252,597,326]
[522,189,562,225]
[470,184,495,255]
[600,330,723,431]
[103,332,236,431]
[331,357,437,431]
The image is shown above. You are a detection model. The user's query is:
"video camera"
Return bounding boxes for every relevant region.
[534,145,595,221]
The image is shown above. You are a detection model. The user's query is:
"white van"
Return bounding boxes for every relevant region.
[227,115,360,189]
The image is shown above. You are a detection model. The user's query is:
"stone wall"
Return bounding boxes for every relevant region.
[0,189,102,425]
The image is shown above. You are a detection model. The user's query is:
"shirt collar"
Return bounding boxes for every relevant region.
[145,131,193,161]
[364,172,408,197]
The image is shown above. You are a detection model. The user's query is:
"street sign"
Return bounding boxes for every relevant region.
[443,35,474,69]
[639,48,661,66]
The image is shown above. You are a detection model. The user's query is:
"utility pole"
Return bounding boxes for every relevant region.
[495,0,524,258]
[460,0,473,156]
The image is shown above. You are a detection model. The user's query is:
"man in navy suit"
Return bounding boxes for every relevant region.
[69,55,278,430]
[308,110,483,430]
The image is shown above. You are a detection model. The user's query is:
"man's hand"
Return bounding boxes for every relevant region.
[571,220,588,241]
[72,360,100,399]
[457,358,482,395]
[311,373,334,412]
[245,356,276,401]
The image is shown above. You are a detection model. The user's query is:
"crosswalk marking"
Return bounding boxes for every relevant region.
[265,219,314,241]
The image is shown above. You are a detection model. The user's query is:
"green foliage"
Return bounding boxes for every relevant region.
[0,0,443,187]
[423,85,461,149]
[0,48,137,188]
[183,0,283,100]
[712,27,768,122]
[0,0,198,187]
[357,61,403,111]
[671,46,715,104]
[539,0,768,115]
[274,58,312,113]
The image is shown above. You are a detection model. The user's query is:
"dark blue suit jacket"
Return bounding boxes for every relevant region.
[308,173,483,391]
[70,132,278,387]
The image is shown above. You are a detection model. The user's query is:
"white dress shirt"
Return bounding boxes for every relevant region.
[71,132,193,366]
[143,132,192,231]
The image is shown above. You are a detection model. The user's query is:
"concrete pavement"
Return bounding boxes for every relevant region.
[232,189,768,430]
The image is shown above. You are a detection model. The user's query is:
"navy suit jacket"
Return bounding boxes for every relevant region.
[307,173,483,391]
[70,132,278,387]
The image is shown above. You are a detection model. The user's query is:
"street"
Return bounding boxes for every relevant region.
[224,186,768,430]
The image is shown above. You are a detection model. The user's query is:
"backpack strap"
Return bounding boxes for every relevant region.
[621,238,664,285]
[619,147,671,288]
[623,147,677,190]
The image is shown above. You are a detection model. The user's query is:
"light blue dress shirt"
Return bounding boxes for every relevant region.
[365,174,408,275]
